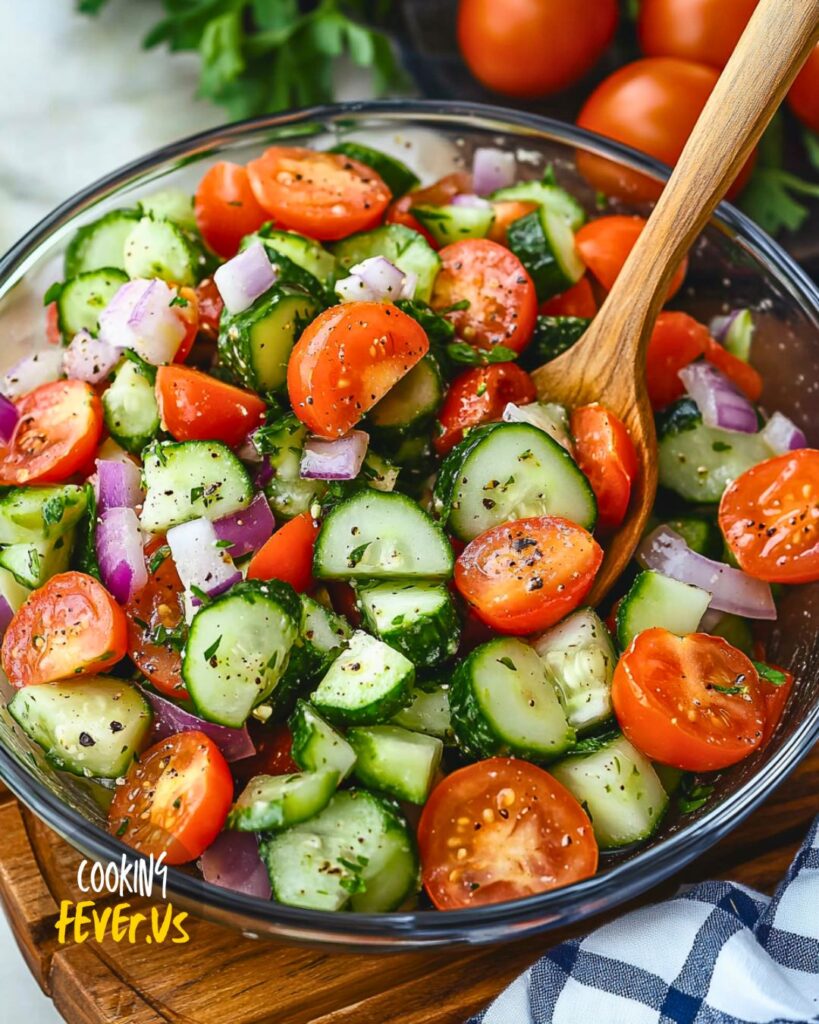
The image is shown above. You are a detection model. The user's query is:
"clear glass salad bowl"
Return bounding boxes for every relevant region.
[0,100,817,950]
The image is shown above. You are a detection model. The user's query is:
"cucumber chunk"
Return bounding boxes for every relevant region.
[56,268,129,338]
[356,580,459,669]
[0,485,87,546]
[227,769,340,831]
[524,315,589,366]
[102,357,160,454]
[450,637,575,761]
[491,180,586,230]
[367,355,443,436]
[64,209,140,277]
[434,422,597,541]
[138,189,197,231]
[392,680,453,742]
[123,216,201,286]
[8,676,152,779]
[616,570,710,649]
[253,414,326,520]
[242,225,337,286]
[331,224,441,304]
[271,596,350,716]
[551,733,669,849]
[0,566,30,615]
[658,515,722,559]
[0,533,74,589]
[289,699,357,779]
[704,611,754,655]
[329,142,420,197]
[410,203,495,246]
[507,206,584,301]
[348,725,443,804]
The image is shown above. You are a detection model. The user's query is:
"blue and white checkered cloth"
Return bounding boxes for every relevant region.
[468,817,819,1024]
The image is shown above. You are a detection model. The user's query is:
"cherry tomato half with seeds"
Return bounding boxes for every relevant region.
[570,404,638,531]
[156,365,266,449]
[434,363,536,457]
[194,278,224,340]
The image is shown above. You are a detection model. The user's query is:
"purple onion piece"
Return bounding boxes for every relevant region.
[143,688,255,762]
[199,831,271,899]
[472,147,516,195]
[2,349,63,399]
[0,596,15,640]
[213,493,275,559]
[760,411,807,455]
[300,430,369,480]
[214,242,277,315]
[254,456,274,489]
[450,193,492,209]
[96,507,148,604]
[96,458,144,514]
[165,517,241,602]
[99,278,185,365]
[678,361,758,434]
[0,394,19,444]
[63,330,122,384]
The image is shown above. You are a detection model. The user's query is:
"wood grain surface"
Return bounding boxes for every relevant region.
[0,744,816,1024]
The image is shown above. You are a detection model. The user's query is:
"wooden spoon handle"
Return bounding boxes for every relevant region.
[592,0,819,364]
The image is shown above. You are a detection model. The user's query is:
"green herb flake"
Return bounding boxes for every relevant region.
[752,661,789,687]
[497,656,517,672]
[203,635,222,661]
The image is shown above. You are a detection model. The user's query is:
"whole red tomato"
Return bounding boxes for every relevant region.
[457,0,618,98]
[788,43,819,134]
[638,0,758,69]
[576,57,756,201]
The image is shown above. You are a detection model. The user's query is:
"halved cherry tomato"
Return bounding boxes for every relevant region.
[645,311,709,409]
[386,172,472,248]
[454,516,603,634]
[719,449,819,584]
[540,276,598,318]
[612,628,766,771]
[759,664,794,746]
[487,200,538,244]
[172,286,200,364]
[2,572,127,688]
[575,216,687,300]
[434,363,536,456]
[233,723,298,785]
[418,757,598,909]
[704,336,763,402]
[287,301,429,438]
[0,380,103,485]
[788,43,819,134]
[431,239,538,353]
[637,0,758,70]
[247,511,320,593]
[194,161,270,259]
[156,365,265,449]
[246,147,391,242]
[194,278,224,340]
[570,404,638,531]
[108,731,233,865]
[45,302,61,345]
[126,539,187,699]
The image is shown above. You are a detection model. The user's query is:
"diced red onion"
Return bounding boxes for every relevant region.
[143,688,255,762]
[761,411,807,455]
[166,517,241,603]
[709,309,743,343]
[96,507,148,604]
[301,430,369,480]
[96,458,144,514]
[254,456,274,489]
[99,278,185,365]
[63,330,122,384]
[199,831,271,899]
[335,256,416,303]
[503,401,573,452]
[450,193,492,209]
[637,526,776,620]
[0,596,14,640]
[213,493,275,559]
[472,147,516,194]
[214,242,277,315]
[2,349,63,398]
[709,309,754,362]
[237,432,263,464]
[678,361,758,434]
[0,395,19,444]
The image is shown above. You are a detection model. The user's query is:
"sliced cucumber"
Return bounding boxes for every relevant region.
[360,451,400,492]
[504,400,573,451]
[0,532,74,589]
[329,142,420,197]
[551,733,669,849]
[391,680,453,742]
[410,203,495,246]
[183,579,301,728]
[433,422,597,541]
[253,414,325,519]
[491,180,586,230]
[617,570,711,649]
[123,216,201,286]
[102,357,160,454]
[242,224,337,287]
[367,355,443,436]
[310,630,414,726]
[227,769,340,831]
[356,580,459,669]
[348,725,443,804]
[507,207,585,301]
[533,608,616,734]
[722,309,755,362]
[704,611,754,655]
[140,439,253,533]
[450,637,575,761]
[272,596,351,714]
[289,699,357,779]
[658,515,722,559]
[331,224,441,304]
[8,676,152,779]
[64,209,140,277]
[138,189,197,232]
[524,315,589,366]
[56,268,129,338]
[0,485,87,546]
[313,490,453,581]
[0,566,30,615]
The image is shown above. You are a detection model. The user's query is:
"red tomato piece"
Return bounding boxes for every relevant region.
[156,365,265,449]
[612,628,766,771]
[704,337,763,402]
[454,516,603,634]
[247,511,320,593]
[386,172,473,248]
[540,276,598,318]
[233,723,299,785]
[172,285,200,364]
[575,216,687,300]
[194,278,224,340]
[645,311,709,409]
[487,200,539,244]
[434,363,536,456]
[45,302,61,345]
[570,404,638,531]
[418,758,598,909]
[430,239,538,353]
[788,42,819,134]
[195,161,270,259]
[759,664,794,746]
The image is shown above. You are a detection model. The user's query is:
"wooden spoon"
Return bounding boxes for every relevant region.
[532,0,819,605]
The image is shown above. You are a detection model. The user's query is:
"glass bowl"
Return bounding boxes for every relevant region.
[0,100,817,951]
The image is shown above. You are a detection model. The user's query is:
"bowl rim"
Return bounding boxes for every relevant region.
[1,98,818,944]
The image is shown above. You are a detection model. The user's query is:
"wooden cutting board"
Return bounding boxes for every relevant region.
[0,753,816,1024]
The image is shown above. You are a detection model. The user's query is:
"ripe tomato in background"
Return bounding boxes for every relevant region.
[637,0,758,69]
[457,0,619,98]
[788,43,819,134]
[576,57,756,201]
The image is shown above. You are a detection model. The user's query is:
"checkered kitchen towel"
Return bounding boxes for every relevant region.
[468,817,819,1024]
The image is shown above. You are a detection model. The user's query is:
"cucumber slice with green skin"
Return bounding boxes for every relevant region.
[123,216,201,286]
[271,596,351,715]
[506,400,573,452]
[313,490,454,581]
[450,637,575,761]
[391,680,453,742]
[56,268,129,338]
[653,762,684,796]
[329,142,420,198]
[551,733,669,849]
[0,566,29,614]
[522,315,590,368]
[289,699,357,779]
[0,485,87,546]
[355,580,459,669]
[70,482,101,582]
[507,207,585,302]
[658,515,722,559]
[102,358,160,454]
[8,676,152,779]
[183,579,301,728]
[242,224,337,287]
[616,570,711,650]
[227,769,340,831]
[360,451,400,492]
[367,355,443,435]
[64,210,140,277]
[138,189,197,232]
[410,203,496,246]
[331,224,441,304]
[140,439,253,533]
[254,414,326,519]
[705,611,754,654]
[657,398,771,503]
[433,422,597,542]
[238,236,332,302]
[533,608,616,735]
[310,630,414,726]
[723,309,755,362]
[347,725,443,804]
[218,284,320,394]
[0,531,74,589]
[491,180,586,230]
[260,789,418,912]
